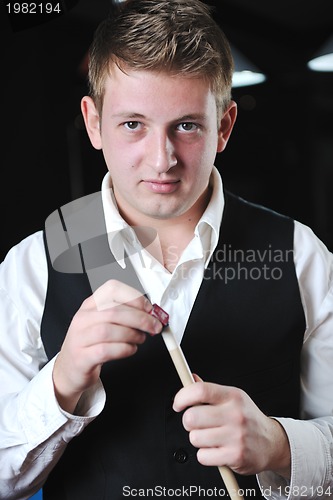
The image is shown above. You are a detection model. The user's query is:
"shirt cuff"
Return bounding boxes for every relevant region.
[257,417,332,499]
[18,356,106,447]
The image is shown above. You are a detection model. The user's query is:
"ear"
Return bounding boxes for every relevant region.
[217,100,237,153]
[81,96,102,150]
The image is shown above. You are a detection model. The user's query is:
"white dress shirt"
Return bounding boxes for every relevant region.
[0,167,333,500]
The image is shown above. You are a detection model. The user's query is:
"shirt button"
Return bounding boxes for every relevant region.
[173,448,188,463]
[168,288,179,300]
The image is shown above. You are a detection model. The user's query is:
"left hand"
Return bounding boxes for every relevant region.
[173,379,291,477]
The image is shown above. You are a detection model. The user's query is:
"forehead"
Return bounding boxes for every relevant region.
[102,65,218,122]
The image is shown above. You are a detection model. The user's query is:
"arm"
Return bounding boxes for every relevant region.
[0,355,105,499]
[257,285,333,499]
[173,221,333,500]
[0,233,162,498]
[0,233,105,498]
[262,222,333,499]
[258,228,333,500]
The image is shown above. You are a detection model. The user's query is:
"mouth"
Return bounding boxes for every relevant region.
[142,179,180,194]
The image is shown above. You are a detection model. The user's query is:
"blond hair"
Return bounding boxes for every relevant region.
[88,0,234,117]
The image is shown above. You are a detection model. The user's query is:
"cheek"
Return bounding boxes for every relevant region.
[187,137,218,171]
[100,140,128,173]
[101,130,143,167]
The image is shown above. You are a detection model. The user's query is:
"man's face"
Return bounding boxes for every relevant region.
[82,65,235,225]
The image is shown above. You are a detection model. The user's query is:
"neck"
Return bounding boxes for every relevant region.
[119,188,212,272]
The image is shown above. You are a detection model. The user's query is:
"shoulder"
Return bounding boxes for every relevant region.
[1,230,46,269]
[222,191,294,251]
[224,190,292,223]
[0,231,47,308]
[294,220,333,291]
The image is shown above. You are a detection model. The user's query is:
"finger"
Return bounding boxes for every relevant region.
[189,426,228,449]
[182,404,226,431]
[84,279,152,312]
[196,446,236,468]
[173,382,230,412]
[82,321,148,347]
[85,339,142,364]
[86,305,162,337]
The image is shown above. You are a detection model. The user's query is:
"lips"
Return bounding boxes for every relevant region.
[142,179,180,194]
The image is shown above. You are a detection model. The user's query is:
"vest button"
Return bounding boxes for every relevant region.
[173,448,188,463]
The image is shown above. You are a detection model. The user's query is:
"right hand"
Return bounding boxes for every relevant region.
[52,279,162,413]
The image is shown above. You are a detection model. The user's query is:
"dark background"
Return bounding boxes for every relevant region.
[1,0,333,262]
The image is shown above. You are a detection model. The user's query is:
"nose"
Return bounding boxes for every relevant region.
[146,130,177,173]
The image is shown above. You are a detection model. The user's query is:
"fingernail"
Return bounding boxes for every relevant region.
[148,318,161,336]
[144,298,153,313]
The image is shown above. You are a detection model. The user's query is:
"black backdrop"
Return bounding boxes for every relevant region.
[1,0,333,261]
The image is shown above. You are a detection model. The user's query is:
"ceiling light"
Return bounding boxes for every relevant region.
[308,35,333,72]
[231,45,267,87]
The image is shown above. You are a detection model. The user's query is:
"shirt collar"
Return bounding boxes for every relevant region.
[196,166,224,266]
[101,176,135,265]
[101,166,225,267]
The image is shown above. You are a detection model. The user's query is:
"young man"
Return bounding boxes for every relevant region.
[1,0,333,498]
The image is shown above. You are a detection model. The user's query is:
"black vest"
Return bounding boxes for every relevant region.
[41,191,305,499]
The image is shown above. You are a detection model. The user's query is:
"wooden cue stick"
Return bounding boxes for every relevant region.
[161,328,244,500]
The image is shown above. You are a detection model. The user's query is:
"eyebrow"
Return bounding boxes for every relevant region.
[110,112,208,122]
[110,112,146,120]
[176,113,208,122]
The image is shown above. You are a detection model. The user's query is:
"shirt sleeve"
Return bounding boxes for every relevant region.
[257,221,333,499]
[0,232,105,499]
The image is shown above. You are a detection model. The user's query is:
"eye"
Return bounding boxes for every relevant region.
[177,122,198,132]
[124,121,141,130]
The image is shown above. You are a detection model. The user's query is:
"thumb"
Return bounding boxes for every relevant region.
[192,373,204,383]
